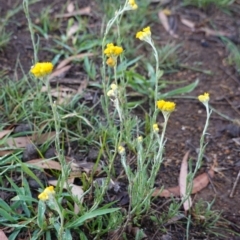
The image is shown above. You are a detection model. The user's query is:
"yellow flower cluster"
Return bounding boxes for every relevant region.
[156,100,176,112]
[38,186,55,201]
[127,0,138,10]
[30,62,54,78]
[136,27,151,41]
[104,43,123,56]
[107,83,118,97]
[104,43,123,67]
[198,92,210,103]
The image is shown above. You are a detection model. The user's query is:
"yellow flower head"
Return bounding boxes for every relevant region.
[153,123,159,133]
[118,146,125,154]
[106,57,116,67]
[104,43,123,67]
[156,100,176,112]
[136,26,151,41]
[198,92,210,103]
[38,186,55,201]
[38,192,49,201]
[127,0,138,10]
[104,43,123,57]
[30,62,54,78]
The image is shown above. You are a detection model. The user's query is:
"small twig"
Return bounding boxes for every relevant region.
[219,66,240,85]
[229,170,240,198]
[224,97,240,116]
[207,170,217,194]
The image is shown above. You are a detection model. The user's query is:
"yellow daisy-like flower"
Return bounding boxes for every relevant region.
[198,92,210,103]
[156,100,176,112]
[30,62,54,78]
[136,26,151,41]
[38,186,55,201]
[118,146,125,154]
[153,123,159,133]
[127,0,138,10]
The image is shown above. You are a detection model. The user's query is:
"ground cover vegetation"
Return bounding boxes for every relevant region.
[1,0,240,239]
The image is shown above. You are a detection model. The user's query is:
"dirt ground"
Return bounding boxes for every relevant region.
[1,0,240,239]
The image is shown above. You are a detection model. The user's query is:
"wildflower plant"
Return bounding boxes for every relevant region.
[98,0,214,233]
[37,186,66,240]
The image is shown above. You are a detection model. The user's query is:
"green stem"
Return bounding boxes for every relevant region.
[195,104,211,174]
[23,0,38,63]
[52,198,64,240]
[148,40,159,107]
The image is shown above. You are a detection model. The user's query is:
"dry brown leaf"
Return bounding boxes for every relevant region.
[69,159,102,174]
[152,186,180,197]
[49,65,71,80]
[48,180,84,214]
[77,79,88,94]
[191,167,214,194]
[69,184,84,214]
[55,53,94,70]
[26,159,62,171]
[166,213,185,225]
[41,86,77,104]
[5,132,55,148]
[6,136,32,148]
[55,6,91,18]
[179,151,192,211]
[0,150,14,157]
[158,10,170,32]
[67,24,80,38]
[152,167,214,197]
[0,130,13,139]
[199,27,231,37]
[158,10,178,38]
[180,17,195,30]
[67,2,75,13]
[180,18,231,37]
[180,17,231,38]
[0,230,8,240]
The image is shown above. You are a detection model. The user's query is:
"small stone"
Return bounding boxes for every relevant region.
[22,144,39,161]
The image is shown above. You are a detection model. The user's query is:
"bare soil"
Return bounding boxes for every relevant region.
[1,0,240,239]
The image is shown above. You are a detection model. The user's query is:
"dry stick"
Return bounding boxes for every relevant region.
[224,97,240,116]
[219,66,240,85]
[207,170,217,194]
[229,170,240,198]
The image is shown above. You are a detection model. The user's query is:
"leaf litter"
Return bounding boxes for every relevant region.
[179,151,192,211]
[152,152,215,198]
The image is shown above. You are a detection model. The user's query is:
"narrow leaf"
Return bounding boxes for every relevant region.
[67,208,120,228]
[160,79,199,99]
